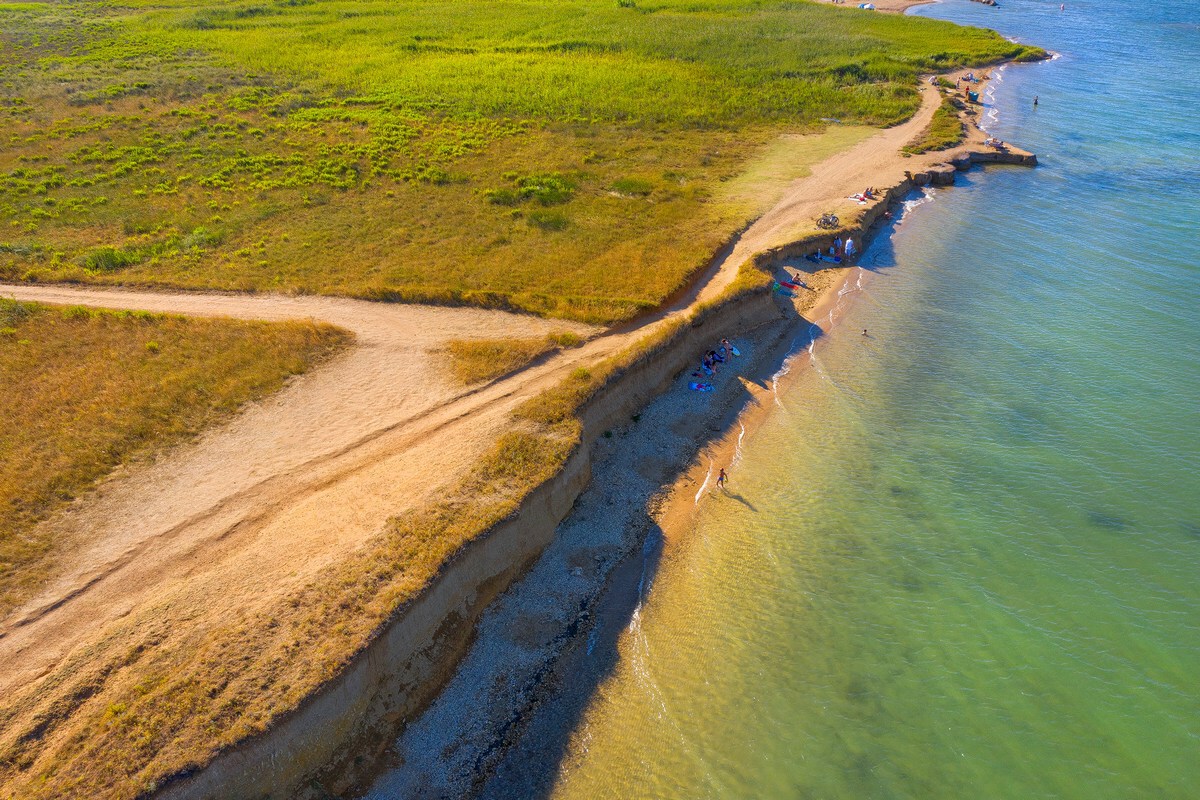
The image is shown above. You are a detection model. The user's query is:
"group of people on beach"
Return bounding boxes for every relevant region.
[849,188,875,205]
[695,220,868,490]
[832,235,856,259]
[692,337,737,385]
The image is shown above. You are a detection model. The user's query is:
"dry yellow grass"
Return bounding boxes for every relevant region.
[0,299,350,617]
[0,419,581,799]
[445,331,583,385]
[0,271,775,799]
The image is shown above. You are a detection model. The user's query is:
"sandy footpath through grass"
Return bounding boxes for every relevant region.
[0,289,599,694]
[0,81,946,738]
[699,83,941,302]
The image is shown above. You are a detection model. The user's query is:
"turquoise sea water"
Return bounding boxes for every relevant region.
[550,1,1200,797]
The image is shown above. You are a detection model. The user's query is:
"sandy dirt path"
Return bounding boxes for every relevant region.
[0,289,599,692]
[0,83,948,704]
[699,84,940,302]
[815,0,934,13]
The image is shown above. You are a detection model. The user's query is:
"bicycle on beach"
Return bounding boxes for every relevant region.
[816,212,839,230]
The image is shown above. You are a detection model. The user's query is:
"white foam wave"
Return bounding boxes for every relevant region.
[732,423,746,467]
[770,362,791,409]
[694,461,713,504]
[903,188,936,214]
[980,64,1006,131]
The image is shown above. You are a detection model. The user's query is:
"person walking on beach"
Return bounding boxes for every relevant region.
[717,468,728,489]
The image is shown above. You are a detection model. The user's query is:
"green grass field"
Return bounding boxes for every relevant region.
[0,0,1038,323]
[903,95,967,154]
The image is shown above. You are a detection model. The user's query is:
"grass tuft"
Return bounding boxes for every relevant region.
[903,97,965,154]
[444,331,585,385]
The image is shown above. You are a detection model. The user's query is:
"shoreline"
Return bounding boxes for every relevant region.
[655,264,861,547]
[0,58,1034,798]
[815,0,938,13]
[155,64,1037,799]
[346,65,1040,795]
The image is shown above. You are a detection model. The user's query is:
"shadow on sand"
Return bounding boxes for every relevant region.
[720,490,759,512]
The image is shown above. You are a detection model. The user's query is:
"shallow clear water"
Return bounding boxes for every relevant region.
[551,1,1200,797]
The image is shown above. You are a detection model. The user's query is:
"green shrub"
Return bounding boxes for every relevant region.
[516,173,577,206]
[611,176,654,197]
[485,187,521,206]
[181,226,222,249]
[0,298,38,329]
[903,98,965,154]
[82,246,141,273]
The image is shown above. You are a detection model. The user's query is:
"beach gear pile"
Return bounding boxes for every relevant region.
[804,235,855,266]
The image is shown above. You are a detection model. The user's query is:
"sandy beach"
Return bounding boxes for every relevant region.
[815,0,937,14]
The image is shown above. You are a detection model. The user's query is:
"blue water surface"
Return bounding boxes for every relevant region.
[551,1,1200,797]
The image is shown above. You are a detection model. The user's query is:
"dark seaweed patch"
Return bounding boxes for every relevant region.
[1087,511,1131,532]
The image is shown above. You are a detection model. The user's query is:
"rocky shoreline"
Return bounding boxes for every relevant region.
[340,147,1039,798]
